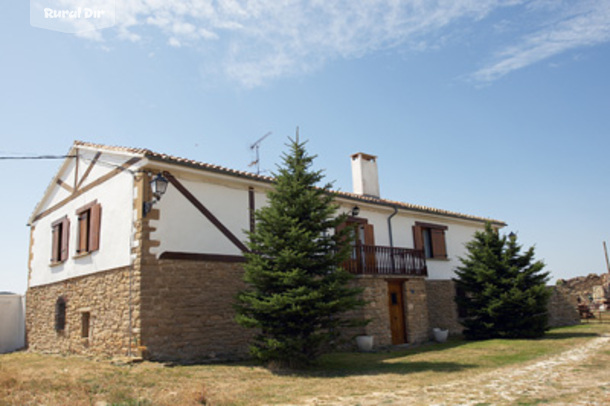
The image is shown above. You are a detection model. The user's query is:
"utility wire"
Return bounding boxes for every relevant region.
[0,155,77,160]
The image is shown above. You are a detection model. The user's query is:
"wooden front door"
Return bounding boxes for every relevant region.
[388,281,406,344]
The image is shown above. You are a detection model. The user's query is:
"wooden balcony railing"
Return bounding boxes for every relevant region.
[342,244,428,276]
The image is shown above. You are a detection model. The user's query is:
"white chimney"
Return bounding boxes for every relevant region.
[351,152,380,198]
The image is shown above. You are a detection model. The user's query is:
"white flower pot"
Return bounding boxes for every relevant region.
[356,335,374,351]
[433,328,448,343]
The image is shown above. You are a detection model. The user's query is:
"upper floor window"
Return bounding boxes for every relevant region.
[51,216,70,263]
[413,222,447,259]
[75,201,102,255]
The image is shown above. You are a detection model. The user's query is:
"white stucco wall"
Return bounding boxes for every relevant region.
[336,200,489,280]
[148,167,489,281]
[28,145,495,287]
[29,168,136,287]
[150,173,270,257]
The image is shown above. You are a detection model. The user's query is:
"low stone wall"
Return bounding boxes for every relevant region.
[139,259,254,362]
[547,286,580,327]
[26,266,133,357]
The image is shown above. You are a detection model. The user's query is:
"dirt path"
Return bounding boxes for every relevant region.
[294,335,610,406]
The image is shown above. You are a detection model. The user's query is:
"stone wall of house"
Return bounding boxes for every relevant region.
[139,259,254,362]
[26,266,134,357]
[425,280,463,335]
[404,278,430,343]
[344,276,429,349]
[345,277,393,347]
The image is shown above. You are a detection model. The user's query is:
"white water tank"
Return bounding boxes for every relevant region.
[0,292,25,353]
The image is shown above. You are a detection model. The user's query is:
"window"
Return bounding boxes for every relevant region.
[75,201,102,255]
[81,312,90,338]
[55,296,66,332]
[51,216,70,263]
[413,222,448,259]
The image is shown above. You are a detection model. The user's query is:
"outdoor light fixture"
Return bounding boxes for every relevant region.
[350,206,360,217]
[508,231,516,240]
[143,173,169,217]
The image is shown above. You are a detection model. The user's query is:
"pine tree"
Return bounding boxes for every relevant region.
[454,223,550,340]
[235,136,365,368]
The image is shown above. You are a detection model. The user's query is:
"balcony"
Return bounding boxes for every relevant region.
[343,244,428,276]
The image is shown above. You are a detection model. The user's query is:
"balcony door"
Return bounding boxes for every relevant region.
[338,218,375,273]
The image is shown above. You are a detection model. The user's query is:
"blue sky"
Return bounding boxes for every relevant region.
[2,0,609,294]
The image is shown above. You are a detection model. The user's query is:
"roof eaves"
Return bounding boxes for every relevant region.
[61,141,506,227]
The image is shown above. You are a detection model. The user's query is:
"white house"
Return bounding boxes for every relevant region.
[26,141,505,361]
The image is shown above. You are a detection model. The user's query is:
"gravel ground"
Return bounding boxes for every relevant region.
[291,335,610,406]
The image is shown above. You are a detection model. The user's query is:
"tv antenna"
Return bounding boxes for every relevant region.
[249,132,271,175]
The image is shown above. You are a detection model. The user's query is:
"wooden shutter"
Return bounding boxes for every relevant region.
[89,203,102,252]
[412,225,423,251]
[431,228,447,259]
[77,211,89,253]
[60,217,70,262]
[51,224,60,262]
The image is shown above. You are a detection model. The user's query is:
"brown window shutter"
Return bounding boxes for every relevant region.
[89,203,102,252]
[51,225,60,262]
[77,211,88,253]
[60,217,70,262]
[412,225,423,251]
[431,228,447,258]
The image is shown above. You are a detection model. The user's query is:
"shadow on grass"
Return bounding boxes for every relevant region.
[268,339,476,377]
[263,327,604,377]
[542,331,599,340]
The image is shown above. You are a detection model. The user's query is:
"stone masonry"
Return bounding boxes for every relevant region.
[139,259,254,362]
[404,278,429,343]
[26,266,133,357]
[345,276,429,348]
[426,280,463,335]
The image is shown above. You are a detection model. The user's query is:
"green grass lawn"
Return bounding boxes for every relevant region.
[1,323,608,406]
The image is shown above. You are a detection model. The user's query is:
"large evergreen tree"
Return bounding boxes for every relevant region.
[454,223,550,340]
[235,136,365,368]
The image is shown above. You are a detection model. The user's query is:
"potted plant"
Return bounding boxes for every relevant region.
[355,335,374,351]
[433,328,448,343]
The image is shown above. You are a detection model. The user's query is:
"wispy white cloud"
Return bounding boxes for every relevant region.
[472,1,610,82]
[58,0,610,86]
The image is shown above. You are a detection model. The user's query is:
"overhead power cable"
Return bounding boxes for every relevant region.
[0,155,77,160]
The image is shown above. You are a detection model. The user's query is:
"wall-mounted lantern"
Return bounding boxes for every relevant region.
[350,206,360,217]
[143,173,169,217]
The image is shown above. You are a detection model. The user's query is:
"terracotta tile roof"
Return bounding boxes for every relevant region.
[74,140,506,226]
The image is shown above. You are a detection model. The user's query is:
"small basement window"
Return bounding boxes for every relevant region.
[81,312,90,338]
[55,296,66,332]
